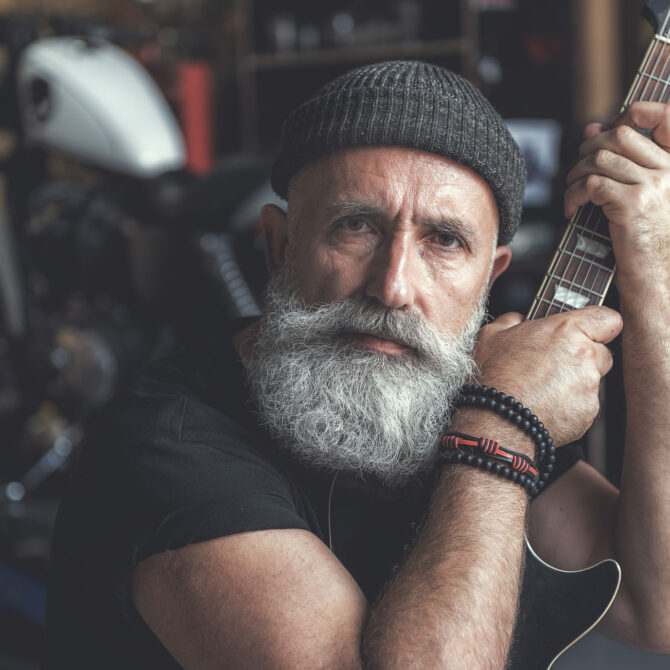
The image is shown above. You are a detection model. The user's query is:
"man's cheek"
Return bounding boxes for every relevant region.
[301,254,364,304]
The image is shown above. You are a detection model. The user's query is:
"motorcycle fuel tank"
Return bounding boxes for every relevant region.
[17,37,186,178]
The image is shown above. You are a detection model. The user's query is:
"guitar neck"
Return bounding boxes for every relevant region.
[526,28,670,321]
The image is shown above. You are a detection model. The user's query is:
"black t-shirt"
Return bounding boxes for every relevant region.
[44,336,582,669]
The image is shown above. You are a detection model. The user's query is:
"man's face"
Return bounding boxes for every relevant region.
[244,146,512,484]
[270,146,510,343]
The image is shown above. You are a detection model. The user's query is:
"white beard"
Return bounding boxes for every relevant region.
[241,271,488,486]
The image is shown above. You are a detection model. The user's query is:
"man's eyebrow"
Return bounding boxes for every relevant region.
[324,200,390,220]
[421,216,478,242]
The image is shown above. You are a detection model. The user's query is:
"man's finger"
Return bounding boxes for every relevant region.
[613,101,670,150]
[572,305,623,344]
[594,343,615,377]
[566,149,644,188]
[583,122,605,141]
[486,312,524,330]
[577,123,669,169]
[563,173,627,218]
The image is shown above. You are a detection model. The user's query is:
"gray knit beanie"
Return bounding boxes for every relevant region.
[271,60,526,245]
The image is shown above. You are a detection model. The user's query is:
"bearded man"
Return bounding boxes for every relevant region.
[45,61,670,668]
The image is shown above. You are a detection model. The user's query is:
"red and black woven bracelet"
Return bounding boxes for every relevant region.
[440,431,539,493]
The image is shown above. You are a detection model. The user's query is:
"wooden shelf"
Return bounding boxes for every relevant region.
[231,0,478,149]
[244,37,473,72]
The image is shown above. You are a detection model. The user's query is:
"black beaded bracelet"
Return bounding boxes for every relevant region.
[440,445,538,494]
[455,384,557,497]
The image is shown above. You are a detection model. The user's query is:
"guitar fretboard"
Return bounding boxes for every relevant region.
[527,31,670,321]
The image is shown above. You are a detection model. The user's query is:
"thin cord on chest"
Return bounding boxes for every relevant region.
[327,472,338,552]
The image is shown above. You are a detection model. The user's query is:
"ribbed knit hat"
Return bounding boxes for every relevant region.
[271,60,526,245]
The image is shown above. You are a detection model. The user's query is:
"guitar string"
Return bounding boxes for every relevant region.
[559,205,603,315]
[637,38,663,102]
[529,34,669,321]
[532,200,603,319]
[531,182,602,316]
[661,12,670,74]
[542,216,591,317]
[654,36,670,109]
[658,40,670,101]
[530,209,593,319]
[645,38,670,105]
[663,10,670,39]
[649,40,667,100]
[567,207,602,310]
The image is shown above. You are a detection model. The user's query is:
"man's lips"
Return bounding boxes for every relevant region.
[341,330,411,354]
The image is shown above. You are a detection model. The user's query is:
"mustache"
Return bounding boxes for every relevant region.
[263,290,475,365]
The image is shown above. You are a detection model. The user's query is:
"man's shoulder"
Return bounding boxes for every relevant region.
[71,343,297,521]
[96,343,253,451]
[57,343,319,565]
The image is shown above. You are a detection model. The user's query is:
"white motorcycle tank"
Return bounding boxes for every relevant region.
[17,37,186,178]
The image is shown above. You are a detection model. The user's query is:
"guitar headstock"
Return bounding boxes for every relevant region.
[643,0,670,36]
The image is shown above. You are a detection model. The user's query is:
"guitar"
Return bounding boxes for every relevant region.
[508,2,670,668]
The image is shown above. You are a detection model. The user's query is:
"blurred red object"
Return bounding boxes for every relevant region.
[177,61,214,173]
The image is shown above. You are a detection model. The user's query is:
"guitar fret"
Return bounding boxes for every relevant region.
[573,205,610,237]
[536,296,591,311]
[655,34,670,45]
[546,274,605,298]
[555,248,614,273]
[638,70,670,86]
[570,223,611,243]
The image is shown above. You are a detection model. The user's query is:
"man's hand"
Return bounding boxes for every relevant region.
[473,307,622,448]
[564,101,670,293]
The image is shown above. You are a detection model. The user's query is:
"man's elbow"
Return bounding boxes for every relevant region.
[635,616,670,655]
[620,605,670,655]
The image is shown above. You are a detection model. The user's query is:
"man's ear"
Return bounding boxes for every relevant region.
[488,245,512,289]
[259,204,289,279]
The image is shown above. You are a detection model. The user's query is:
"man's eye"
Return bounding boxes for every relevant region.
[435,233,461,248]
[341,218,369,232]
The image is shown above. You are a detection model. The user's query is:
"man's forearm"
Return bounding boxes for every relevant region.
[615,286,670,647]
[364,413,531,668]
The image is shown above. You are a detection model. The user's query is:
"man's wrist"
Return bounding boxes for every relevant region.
[449,407,537,460]
[617,275,670,314]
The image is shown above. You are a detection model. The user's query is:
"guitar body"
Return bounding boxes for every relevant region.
[508,541,621,670]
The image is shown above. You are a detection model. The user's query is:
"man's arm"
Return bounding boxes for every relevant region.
[133,308,619,669]
[133,528,368,669]
[134,450,529,670]
[133,407,533,669]
[362,418,530,669]
[528,101,670,653]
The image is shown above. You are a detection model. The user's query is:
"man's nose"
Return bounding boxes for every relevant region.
[364,235,416,309]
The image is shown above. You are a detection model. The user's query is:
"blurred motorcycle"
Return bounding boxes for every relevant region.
[0,14,268,660]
